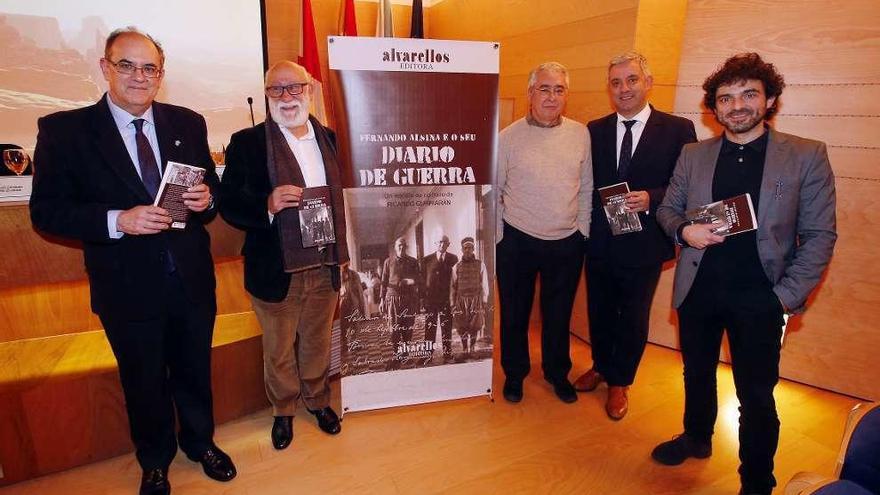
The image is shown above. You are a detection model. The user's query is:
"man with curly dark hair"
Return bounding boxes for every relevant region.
[653,53,837,495]
[702,52,786,120]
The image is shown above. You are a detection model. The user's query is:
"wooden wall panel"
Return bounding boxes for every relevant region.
[496,8,638,57]
[0,336,266,486]
[428,0,639,125]
[0,203,242,293]
[0,205,85,288]
[661,0,880,400]
[675,0,880,85]
[429,0,638,41]
[780,180,880,399]
[672,86,880,159]
[0,281,96,343]
[0,313,261,391]
[501,36,634,76]
[633,0,689,112]
[828,148,880,181]
[266,0,414,127]
[264,0,300,65]
[674,85,880,120]
[0,259,252,344]
[647,265,679,348]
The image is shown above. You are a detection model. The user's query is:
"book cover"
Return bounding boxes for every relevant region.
[685,193,757,237]
[598,182,642,236]
[299,186,336,247]
[153,161,206,230]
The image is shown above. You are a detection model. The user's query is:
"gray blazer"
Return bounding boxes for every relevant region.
[657,129,837,314]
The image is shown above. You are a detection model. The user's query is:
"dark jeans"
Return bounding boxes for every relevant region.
[586,259,662,386]
[678,275,785,494]
[100,271,217,471]
[497,222,583,383]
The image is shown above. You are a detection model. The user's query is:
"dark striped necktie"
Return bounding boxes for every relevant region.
[132,118,161,198]
[618,119,636,179]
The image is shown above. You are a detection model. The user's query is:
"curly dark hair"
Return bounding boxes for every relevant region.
[703,52,785,119]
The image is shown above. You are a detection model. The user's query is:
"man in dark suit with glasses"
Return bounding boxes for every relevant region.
[30,27,235,495]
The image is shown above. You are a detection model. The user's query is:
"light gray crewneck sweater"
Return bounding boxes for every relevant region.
[496,116,593,242]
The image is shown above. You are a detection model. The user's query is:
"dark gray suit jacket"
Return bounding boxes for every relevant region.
[657,129,836,314]
[30,95,218,319]
[587,107,697,266]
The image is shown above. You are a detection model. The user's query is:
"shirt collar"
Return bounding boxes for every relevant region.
[617,103,652,126]
[721,126,769,155]
[278,120,316,142]
[526,112,563,128]
[106,93,155,131]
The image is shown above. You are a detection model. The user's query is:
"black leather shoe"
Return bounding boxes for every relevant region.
[547,378,578,404]
[307,407,342,435]
[502,378,523,403]
[187,446,237,482]
[140,468,170,495]
[271,416,293,450]
[651,433,712,465]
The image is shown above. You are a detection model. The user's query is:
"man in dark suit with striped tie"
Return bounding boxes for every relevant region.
[30,27,235,495]
[574,52,696,420]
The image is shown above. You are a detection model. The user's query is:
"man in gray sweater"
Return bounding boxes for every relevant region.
[496,61,592,404]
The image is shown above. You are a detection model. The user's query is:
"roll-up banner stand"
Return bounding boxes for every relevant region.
[329,36,499,413]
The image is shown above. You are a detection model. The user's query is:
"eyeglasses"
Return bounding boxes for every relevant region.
[265,84,308,98]
[105,59,163,78]
[536,86,567,97]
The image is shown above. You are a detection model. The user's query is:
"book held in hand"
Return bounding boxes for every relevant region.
[153,161,206,230]
[299,186,336,248]
[598,182,642,236]
[685,193,757,236]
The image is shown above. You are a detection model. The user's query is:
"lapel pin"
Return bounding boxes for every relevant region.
[174,140,181,147]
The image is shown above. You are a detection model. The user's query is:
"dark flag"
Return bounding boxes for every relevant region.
[410,0,424,38]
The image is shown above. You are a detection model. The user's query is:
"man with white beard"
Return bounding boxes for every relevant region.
[219,61,348,451]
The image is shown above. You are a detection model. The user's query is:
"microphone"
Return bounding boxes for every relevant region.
[247,97,255,126]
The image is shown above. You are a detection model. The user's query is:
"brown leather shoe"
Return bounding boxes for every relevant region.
[606,386,628,420]
[573,369,605,392]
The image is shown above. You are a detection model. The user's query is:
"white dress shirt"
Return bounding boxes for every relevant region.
[269,120,328,223]
[105,96,163,238]
[278,120,327,187]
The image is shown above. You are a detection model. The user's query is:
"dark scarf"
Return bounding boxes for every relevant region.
[264,115,348,272]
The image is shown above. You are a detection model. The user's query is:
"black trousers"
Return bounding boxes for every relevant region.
[100,271,217,471]
[423,300,453,355]
[586,258,662,386]
[678,275,785,494]
[497,222,583,383]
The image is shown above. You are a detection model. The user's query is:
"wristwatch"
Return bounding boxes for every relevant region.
[675,220,695,247]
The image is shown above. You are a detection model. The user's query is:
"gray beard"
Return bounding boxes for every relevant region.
[270,105,308,129]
